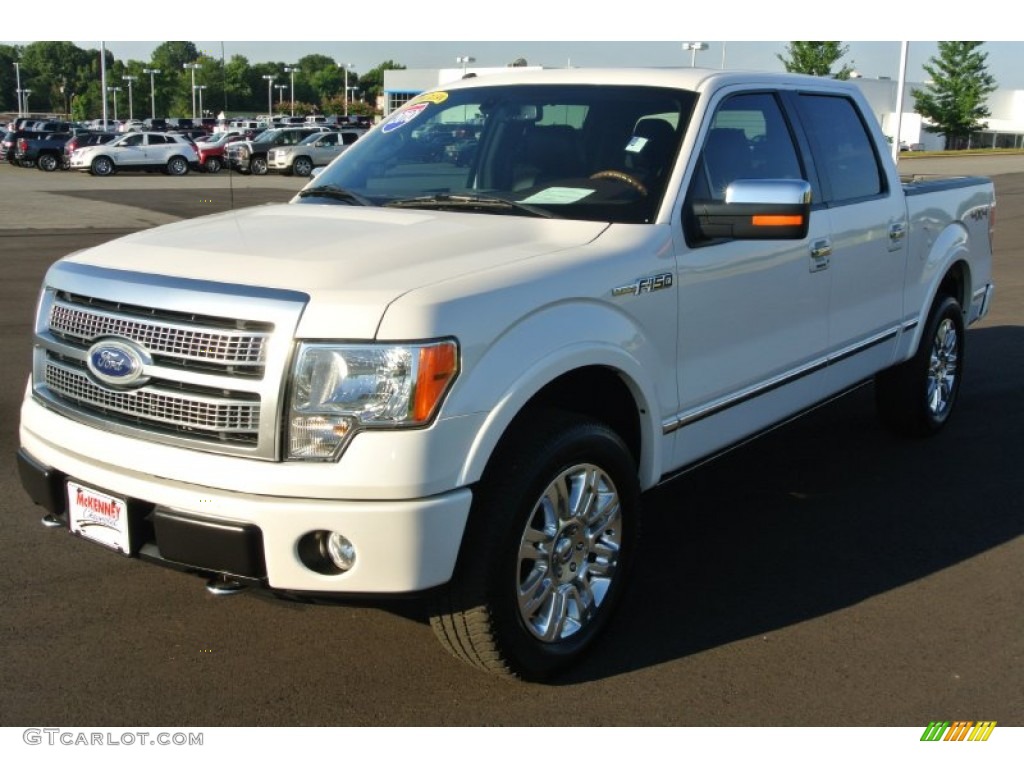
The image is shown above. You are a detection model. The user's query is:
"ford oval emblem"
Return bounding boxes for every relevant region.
[86,340,151,387]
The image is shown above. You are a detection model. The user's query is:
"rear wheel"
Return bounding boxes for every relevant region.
[166,156,189,176]
[429,409,639,679]
[90,156,114,176]
[204,157,222,174]
[876,294,965,437]
[38,153,60,172]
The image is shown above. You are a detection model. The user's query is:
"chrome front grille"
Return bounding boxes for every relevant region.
[49,297,268,371]
[33,264,309,460]
[45,359,260,442]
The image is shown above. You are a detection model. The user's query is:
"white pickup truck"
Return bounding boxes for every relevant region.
[18,69,995,679]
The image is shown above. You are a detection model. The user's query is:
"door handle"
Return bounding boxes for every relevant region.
[810,240,832,259]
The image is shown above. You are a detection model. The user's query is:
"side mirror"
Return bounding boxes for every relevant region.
[310,167,324,180]
[693,179,812,240]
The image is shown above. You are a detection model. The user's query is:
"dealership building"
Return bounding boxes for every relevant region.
[383,67,1024,151]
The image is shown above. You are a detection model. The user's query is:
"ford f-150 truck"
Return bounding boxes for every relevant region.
[18,69,995,679]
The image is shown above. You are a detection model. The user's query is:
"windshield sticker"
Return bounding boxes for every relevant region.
[381,102,430,133]
[625,135,649,153]
[410,91,449,106]
[520,187,595,204]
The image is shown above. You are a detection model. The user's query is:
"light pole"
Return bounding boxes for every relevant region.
[284,66,300,116]
[183,62,200,120]
[122,75,136,120]
[336,61,353,117]
[262,74,275,119]
[143,68,160,121]
[682,42,708,67]
[456,55,475,75]
[13,61,21,117]
[107,86,121,123]
[195,85,207,119]
[275,84,287,111]
[21,88,32,115]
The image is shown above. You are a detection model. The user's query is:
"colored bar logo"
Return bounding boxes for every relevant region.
[921,721,997,741]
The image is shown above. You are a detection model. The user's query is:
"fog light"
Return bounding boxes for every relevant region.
[326,532,356,571]
[298,530,357,575]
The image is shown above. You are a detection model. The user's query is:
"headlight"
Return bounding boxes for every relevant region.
[287,340,458,460]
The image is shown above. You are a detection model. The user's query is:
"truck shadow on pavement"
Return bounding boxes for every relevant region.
[549,324,1023,684]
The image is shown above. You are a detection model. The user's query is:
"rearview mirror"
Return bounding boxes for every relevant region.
[693,179,812,240]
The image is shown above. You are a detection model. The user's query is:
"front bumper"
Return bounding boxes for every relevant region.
[17,435,472,594]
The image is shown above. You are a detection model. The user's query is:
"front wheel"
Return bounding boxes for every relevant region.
[429,409,639,679]
[876,294,965,437]
[90,156,114,176]
[292,156,313,177]
[249,155,268,175]
[204,157,222,174]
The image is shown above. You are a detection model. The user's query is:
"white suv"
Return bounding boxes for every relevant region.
[69,132,198,176]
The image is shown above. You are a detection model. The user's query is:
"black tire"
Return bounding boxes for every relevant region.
[429,409,640,679]
[292,156,313,177]
[204,157,222,174]
[90,156,114,176]
[876,294,965,437]
[166,156,189,176]
[38,153,60,172]
[249,155,268,175]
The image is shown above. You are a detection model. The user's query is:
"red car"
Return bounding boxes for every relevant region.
[195,131,250,173]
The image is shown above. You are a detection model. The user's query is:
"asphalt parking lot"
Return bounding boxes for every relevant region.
[0,158,1021,727]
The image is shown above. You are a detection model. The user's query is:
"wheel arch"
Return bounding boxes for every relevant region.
[900,217,974,362]
[455,345,663,494]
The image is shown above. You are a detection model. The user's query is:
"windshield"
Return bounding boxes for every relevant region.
[296,83,696,224]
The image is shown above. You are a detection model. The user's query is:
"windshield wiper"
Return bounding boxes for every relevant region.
[297,185,372,206]
[384,193,558,218]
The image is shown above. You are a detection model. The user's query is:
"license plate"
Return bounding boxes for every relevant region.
[67,481,131,555]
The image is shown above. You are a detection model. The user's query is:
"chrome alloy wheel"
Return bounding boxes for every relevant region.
[927,317,959,418]
[516,463,622,643]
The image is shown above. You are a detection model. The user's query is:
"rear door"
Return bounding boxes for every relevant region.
[789,91,907,389]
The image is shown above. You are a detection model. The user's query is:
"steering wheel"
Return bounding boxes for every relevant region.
[589,170,648,197]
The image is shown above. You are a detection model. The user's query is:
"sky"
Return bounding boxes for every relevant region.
[6,2,1024,88]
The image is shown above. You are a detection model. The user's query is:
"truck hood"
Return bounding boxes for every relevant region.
[66,202,609,338]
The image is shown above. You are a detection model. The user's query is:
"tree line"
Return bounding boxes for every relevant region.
[0,41,406,120]
[2,41,1000,149]
[777,41,997,150]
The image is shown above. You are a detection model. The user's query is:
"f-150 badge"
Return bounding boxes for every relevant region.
[612,273,674,297]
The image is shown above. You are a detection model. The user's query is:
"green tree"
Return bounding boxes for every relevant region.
[0,44,22,112]
[777,42,854,79]
[912,41,996,150]
[17,41,94,114]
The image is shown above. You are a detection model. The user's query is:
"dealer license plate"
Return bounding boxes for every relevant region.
[67,481,131,555]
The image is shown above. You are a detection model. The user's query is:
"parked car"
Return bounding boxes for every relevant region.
[68,131,198,176]
[63,132,118,169]
[13,132,73,171]
[2,129,46,163]
[194,131,248,173]
[266,129,365,176]
[225,125,331,175]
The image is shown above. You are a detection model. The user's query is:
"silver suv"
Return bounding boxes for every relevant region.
[266,129,366,176]
[225,126,331,175]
